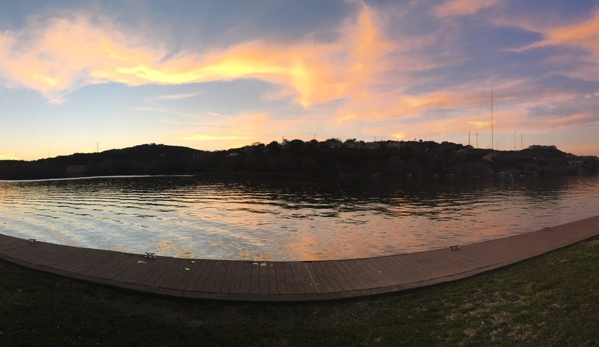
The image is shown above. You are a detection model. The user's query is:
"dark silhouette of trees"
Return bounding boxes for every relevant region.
[0,141,595,180]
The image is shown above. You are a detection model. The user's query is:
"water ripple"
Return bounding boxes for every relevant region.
[1,175,598,261]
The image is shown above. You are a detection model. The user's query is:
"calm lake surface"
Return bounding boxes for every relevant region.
[1,175,598,261]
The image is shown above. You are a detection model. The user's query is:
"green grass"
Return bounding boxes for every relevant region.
[2,239,599,346]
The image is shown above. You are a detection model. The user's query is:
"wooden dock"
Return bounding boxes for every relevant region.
[1,215,598,301]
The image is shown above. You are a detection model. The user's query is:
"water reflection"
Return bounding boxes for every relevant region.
[0,175,598,261]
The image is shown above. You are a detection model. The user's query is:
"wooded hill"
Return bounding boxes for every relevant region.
[0,140,596,180]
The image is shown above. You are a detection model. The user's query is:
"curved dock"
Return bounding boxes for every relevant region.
[1,215,599,301]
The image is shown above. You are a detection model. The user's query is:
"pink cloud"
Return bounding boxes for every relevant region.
[0,4,395,109]
[433,0,501,18]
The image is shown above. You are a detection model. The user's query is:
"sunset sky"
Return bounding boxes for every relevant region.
[1,0,598,160]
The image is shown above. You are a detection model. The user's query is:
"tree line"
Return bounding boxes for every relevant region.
[0,140,596,180]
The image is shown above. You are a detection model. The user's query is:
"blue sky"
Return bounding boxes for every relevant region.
[1,0,598,160]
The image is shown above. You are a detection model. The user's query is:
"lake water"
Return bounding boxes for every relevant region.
[1,175,598,261]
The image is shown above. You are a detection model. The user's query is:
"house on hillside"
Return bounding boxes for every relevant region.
[366,142,381,150]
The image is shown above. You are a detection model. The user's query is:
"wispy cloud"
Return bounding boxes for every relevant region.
[155,92,202,100]
[513,11,599,54]
[433,0,501,18]
[500,10,599,82]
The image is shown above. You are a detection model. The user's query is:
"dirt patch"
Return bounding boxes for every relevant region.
[584,240,599,247]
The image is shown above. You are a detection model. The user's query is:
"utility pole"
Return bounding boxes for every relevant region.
[513,130,516,151]
[521,134,523,150]
[468,129,471,146]
[476,133,478,148]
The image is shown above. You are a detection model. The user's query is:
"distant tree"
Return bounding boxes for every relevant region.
[266,141,281,155]
[288,139,305,154]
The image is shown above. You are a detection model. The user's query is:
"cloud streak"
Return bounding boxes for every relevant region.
[433,0,501,18]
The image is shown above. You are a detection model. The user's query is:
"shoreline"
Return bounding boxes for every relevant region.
[1,214,599,301]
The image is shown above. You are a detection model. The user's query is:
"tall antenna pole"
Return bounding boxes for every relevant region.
[468,129,471,146]
[521,134,523,150]
[476,133,478,148]
[513,130,516,151]
[491,88,494,150]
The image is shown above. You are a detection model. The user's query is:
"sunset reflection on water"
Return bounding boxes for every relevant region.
[0,175,598,261]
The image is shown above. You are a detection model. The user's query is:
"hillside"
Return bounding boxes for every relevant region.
[0,140,596,180]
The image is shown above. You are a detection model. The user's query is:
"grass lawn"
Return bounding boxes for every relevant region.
[1,238,599,346]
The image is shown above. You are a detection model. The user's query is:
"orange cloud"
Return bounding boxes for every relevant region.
[520,11,599,54]
[433,0,501,18]
[0,14,162,103]
[0,4,393,108]
[502,11,599,81]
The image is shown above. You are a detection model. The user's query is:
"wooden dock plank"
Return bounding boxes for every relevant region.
[346,259,383,289]
[227,261,246,294]
[215,260,237,294]
[129,257,177,285]
[57,248,114,273]
[297,262,320,294]
[302,261,326,293]
[0,235,29,251]
[273,262,289,295]
[237,262,252,294]
[142,257,178,287]
[325,260,354,291]
[335,260,366,290]
[113,255,174,284]
[191,260,218,292]
[202,260,227,292]
[315,261,346,292]
[267,263,279,295]
[281,262,299,295]
[102,257,139,280]
[182,259,210,292]
[259,262,270,295]
[249,262,261,294]
[161,259,196,290]
[84,252,135,279]
[290,262,310,294]
[4,243,63,264]
[73,249,119,276]
[175,259,204,291]
[361,258,394,287]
